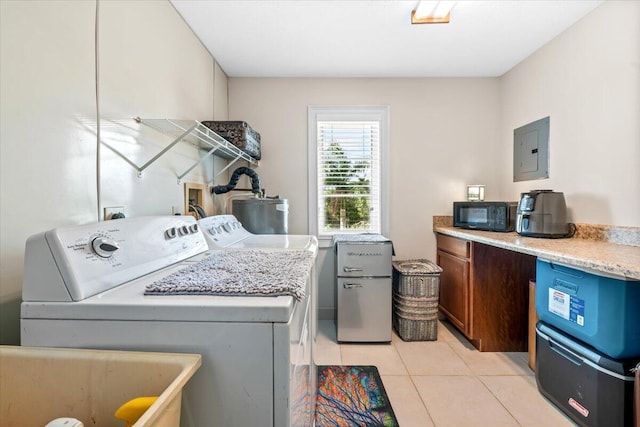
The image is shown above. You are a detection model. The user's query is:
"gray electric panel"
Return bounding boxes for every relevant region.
[513,116,549,182]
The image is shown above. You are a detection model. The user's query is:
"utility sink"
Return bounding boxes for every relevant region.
[0,346,201,427]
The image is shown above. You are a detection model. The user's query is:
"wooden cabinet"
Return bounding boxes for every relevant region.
[436,235,471,337]
[436,233,536,352]
[528,280,538,370]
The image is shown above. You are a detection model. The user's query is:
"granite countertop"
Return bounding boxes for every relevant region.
[434,226,640,281]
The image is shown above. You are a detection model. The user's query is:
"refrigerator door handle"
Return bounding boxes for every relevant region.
[343,267,363,273]
[343,283,363,289]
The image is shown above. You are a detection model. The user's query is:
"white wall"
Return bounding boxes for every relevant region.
[499,0,640,226]
[3,1,635,332]
[0,0,226,344]
[229,1,640,320]
[229,78,501,319]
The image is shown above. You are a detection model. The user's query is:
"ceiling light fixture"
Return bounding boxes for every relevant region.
[411,1,456,24]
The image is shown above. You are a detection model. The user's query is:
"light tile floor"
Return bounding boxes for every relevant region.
[315,319,577,427]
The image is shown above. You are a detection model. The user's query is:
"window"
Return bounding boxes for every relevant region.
[308,106,389,242]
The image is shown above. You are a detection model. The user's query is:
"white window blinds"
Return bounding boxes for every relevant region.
[317,120,381,234]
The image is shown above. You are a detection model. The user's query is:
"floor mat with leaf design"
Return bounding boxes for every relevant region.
[315,365,399,427]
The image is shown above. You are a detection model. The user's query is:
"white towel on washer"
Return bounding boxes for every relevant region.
[144,249,314,301]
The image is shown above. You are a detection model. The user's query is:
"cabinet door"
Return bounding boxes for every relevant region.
[336,278,392,342]
[336,243,393,277]
[437,249,470,337]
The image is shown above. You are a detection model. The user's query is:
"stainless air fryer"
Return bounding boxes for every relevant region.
[516,190,572,238]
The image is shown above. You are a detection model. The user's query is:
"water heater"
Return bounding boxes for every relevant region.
[232,197,288,234]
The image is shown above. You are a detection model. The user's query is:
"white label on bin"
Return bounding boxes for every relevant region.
[549,289,570,319]
[548,288,586,326]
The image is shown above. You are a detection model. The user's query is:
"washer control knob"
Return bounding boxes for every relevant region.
[178,225,190,236]
[165,227,177,239]
[189,224,199,234]
[91,237,120,258]
[222,223,232,233]
[208,227,217,236]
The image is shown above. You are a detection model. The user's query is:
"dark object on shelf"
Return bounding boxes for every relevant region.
[201,121,261,160]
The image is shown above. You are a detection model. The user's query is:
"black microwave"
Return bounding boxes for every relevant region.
[453,201,518,232]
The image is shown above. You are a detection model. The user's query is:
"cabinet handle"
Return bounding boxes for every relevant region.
[343,267,363,272]
[549,340,583,366]
[343,283,363,289]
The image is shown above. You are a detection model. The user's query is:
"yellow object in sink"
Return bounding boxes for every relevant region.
[0,346,200,427]
[115,397,158,427]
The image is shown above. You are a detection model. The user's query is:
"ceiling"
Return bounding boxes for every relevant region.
[170,0,603,78]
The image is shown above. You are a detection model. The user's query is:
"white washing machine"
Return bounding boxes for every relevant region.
[198,214,320,414]
[198,213,320,359]
[20,215,317,427]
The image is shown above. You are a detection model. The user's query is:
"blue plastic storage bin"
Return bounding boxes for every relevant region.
[535,258,640,359]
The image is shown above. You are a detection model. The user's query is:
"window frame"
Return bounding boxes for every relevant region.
[308,105,390,247]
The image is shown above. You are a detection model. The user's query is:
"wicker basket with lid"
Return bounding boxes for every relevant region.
[392,259,442,341]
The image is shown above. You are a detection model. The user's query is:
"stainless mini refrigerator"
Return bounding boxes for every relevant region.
[334,235,393,342]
